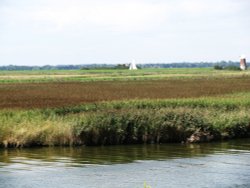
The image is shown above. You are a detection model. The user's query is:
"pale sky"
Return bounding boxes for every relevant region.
[0,0,249,65]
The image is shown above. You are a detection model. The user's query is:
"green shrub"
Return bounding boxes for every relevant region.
[224,66,240,71]
[214,65,223,70]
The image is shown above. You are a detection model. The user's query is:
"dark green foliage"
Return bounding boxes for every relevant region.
[214,65,241,71]
[221,119,250,139]
[214,65,223,70]
[224,66,241,71]
[76,110,215,146]
[115,64,129,69]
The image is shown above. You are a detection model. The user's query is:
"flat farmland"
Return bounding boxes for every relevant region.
[1,68,250,83]
[1,76,250,109]
[1,68,250,147]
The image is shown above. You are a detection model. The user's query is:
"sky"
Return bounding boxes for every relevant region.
[0,0,249,66]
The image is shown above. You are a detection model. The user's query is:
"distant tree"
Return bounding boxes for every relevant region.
[224,66,241,71]
[214,65,223,70]
[115,64,129,69]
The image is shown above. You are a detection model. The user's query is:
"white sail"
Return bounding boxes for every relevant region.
[129,59,137,70]
[240,55,246,59]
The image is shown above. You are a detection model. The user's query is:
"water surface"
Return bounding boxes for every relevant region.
[0,139,250,188]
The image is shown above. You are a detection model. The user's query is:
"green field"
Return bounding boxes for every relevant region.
[1,68,250,147]
[1,68,250,83]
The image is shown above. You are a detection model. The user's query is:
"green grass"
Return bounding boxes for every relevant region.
[1,68,250,83]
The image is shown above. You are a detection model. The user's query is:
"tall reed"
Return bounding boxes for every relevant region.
[1,103,250,147]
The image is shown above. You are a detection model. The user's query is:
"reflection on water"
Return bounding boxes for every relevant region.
[0,139,250,188]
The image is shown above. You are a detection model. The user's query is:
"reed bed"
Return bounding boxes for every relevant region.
[1,94,250,147]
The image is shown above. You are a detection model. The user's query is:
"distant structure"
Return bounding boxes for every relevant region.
[240,55,247,70]
[129,59,138,70]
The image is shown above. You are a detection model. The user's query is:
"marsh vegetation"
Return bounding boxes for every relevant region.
[0,68,250,147]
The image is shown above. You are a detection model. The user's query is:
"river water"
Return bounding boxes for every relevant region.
[0,139,250,188]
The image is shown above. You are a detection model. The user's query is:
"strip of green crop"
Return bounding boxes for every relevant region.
[0,68,249,84]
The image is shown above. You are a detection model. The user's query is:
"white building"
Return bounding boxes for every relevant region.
[240,55,247,70]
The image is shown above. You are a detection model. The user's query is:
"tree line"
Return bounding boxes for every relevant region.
[0,61,240,71]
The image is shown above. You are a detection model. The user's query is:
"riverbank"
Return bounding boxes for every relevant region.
[1,95,250,147]
[1,69,250,147]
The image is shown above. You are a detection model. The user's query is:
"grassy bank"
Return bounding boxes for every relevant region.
[1,94,250,147]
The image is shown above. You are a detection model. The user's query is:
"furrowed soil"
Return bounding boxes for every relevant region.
[1,77,250,109]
